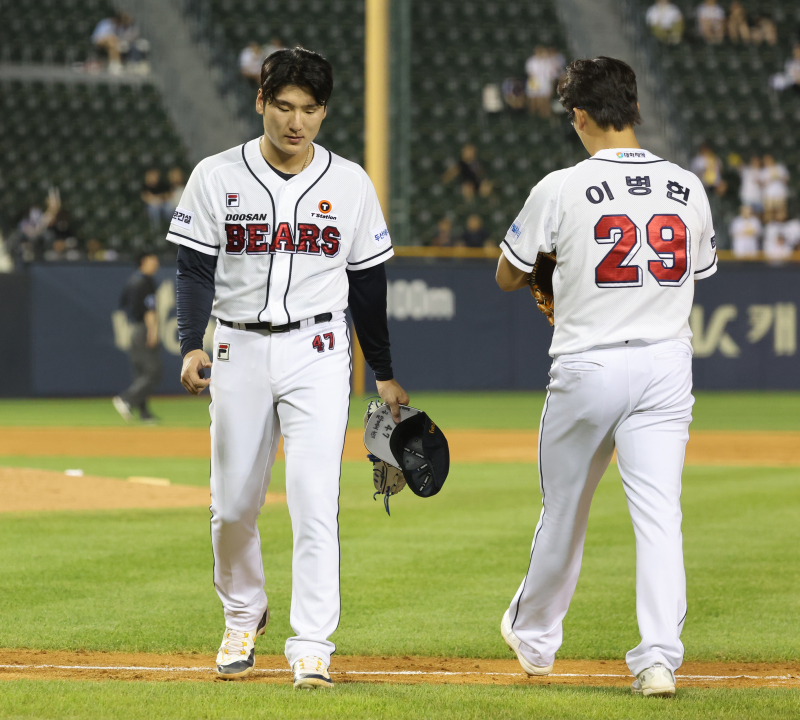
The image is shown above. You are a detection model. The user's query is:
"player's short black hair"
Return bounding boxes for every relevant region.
[557,57,641,132]
[260,47,333,107]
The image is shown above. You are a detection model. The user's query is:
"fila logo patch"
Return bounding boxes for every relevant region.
[226,193,240,207]
[217,343,230,361]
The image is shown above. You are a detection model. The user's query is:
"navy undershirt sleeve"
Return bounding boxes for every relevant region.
[347,264,394,382]
[176,245,217,357]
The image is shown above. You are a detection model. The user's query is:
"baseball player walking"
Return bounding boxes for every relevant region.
[169,48,408,688]
[496,58,717,697]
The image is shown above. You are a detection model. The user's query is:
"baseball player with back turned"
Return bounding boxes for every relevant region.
[169,47,409,689]
[496,57,717,698]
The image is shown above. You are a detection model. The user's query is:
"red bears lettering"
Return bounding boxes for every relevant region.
[225,224,246,254]
[271,222,296,253]
[246,223,271,253]
[320,226,341,257]
[296,224,322,254]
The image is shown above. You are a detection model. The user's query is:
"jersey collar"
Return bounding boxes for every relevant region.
[243,138,332,191]
[590,148,663,163]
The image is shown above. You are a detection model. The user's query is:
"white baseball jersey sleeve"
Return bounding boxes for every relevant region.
[166,139,393,325]
[502,148,717,357]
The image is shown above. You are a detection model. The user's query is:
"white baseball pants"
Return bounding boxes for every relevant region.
[508,339,693,678]
[208,313,350,667]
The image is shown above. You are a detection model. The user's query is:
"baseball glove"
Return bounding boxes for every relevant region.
[364,400,406,515]
[529,251,557,326]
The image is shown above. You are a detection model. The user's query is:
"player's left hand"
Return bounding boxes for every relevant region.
[375,379,409,423]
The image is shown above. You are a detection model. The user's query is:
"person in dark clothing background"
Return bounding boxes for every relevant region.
[113,249,162,423]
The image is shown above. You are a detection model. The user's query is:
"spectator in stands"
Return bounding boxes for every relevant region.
[729,205,761,258]
[763,229,792,265]
[750,14,777,46]
[691,144,727,196]
[697,0,725,44]
[501,77,527,111]
[646,0,684,44]
[525,46,556,117]
[43,209,80,262]
[760,155,789,222]
[458,214,490,249]
[764,208,800,257]
[239,41,265,86]
[166,167,186,215]
[430,217,454,247]
[442,144,492,202]
[141,168,172,231]
[263,36,284,59]
[775,45,800,93]
[8,187,61,265]
[0,232,13,273]
[739,155,763,213]
[727,2,750,44]
[91,12,146,74]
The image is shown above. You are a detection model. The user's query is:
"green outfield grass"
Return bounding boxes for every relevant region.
[2,462,798,661]
[1,391,800,430]
[2,682,798,720]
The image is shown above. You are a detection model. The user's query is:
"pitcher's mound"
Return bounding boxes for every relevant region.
[0,467,285,513]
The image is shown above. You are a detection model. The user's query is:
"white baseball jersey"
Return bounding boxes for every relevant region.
[502,148,718,357]
[166,139,393,325]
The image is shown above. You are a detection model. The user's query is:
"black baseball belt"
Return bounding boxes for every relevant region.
[219,313,333,333]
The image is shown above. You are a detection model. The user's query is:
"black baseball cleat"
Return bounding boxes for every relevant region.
[215,608,269,680]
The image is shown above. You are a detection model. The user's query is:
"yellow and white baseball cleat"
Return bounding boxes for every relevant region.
[292,656,333,689]
[215,608,269,680]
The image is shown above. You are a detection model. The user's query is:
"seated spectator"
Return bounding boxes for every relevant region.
[525,46,556,118]
[760,155,789,222]
[727,2,750,43]
[764,208,800,254]
[92,12,146,74]
[763,229,792,265]
[442,144,492,202]
[239,41,265,85]
[501,78,527,111]
[8,187,61,264]
[458,215,490,249]
[750,14,777,46]
[729,205,761,258]
[697,0,725,44]
[141,168,172,231]
[691,144,727,196]
[739,155,763,213]
[646,0,684,44]
[431,217,454,247]
[166,167,186,214]
[776,45,800,93]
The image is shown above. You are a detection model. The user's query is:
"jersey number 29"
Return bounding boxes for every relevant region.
[594,214,689,288]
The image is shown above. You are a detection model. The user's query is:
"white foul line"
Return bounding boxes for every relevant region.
[0,664,796,682]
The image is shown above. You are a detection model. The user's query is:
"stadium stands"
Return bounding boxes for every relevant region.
[627,0,800,242]
[0,80,189,252]
[0,0,117,64]
[183,0,584,245]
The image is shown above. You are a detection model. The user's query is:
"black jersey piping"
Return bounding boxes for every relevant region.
[347,245,393,266]
[588,158,667,165]
[282,147,333,323]
[500,239,535,270]
[694,254,718,275]
[241,142,278,323]
[167,230,218,249]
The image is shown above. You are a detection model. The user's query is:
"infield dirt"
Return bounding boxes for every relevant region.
[4,428,800,466]
[0,649,797,689]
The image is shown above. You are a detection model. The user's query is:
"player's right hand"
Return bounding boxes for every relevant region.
[181,350,212,395]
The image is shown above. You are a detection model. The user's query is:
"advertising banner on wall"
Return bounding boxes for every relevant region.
[19,260,800,395]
